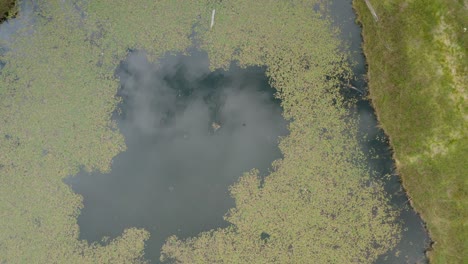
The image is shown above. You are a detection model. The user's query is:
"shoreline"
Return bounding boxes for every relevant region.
[357,19,435,261]
[353,0,467,262]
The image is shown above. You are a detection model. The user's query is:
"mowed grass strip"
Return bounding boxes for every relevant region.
[354,0,467,263]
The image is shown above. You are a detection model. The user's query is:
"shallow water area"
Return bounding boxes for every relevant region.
[66,51,288,263]
[328,0,430,262]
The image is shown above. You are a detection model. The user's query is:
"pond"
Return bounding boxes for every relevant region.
[0,0,430,263]
[66,1,431,263]
[65,50,288,262]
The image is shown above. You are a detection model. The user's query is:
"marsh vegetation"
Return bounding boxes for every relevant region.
[0,0,16,23]
[0,0,434,263]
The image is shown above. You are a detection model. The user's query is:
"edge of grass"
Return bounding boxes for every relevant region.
[353,0,467,263]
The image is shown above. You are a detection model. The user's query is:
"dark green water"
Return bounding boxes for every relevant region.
[66,51,288,262]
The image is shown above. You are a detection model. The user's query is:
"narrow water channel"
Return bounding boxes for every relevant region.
[329,0,430,263]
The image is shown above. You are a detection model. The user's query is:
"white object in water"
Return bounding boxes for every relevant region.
[212,122,221,132]
[211,9,216,29]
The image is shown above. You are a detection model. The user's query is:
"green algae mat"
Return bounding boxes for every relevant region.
[1,1,401,263]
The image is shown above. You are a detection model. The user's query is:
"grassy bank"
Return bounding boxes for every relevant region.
[0,0,16,23]
[353,0,467,262]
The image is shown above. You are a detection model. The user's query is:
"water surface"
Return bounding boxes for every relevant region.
[329,0,430,262]
[67,2,430,263]
[66,51,288,262]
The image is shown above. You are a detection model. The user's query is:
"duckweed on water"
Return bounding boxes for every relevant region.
[0,1,399,263]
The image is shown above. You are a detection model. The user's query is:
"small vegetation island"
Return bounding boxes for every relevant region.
[0,0,16,23]
[0,1,464,264]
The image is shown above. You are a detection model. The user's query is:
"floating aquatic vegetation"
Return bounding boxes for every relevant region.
[0,0,400,263]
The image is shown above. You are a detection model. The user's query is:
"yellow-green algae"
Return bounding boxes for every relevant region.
[0,0,399,263]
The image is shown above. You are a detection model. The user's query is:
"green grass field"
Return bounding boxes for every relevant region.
[353,0,467,262]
